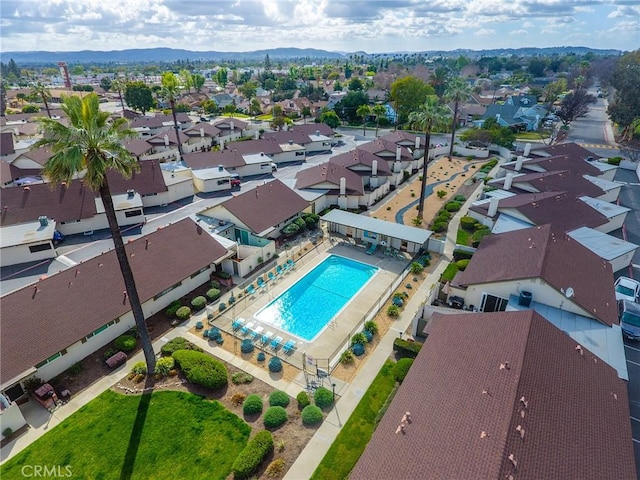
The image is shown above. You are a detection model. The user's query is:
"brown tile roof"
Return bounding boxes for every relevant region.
[1,132,15,156]
[21,146,54,166]
[222,179,308,234]
[0,218,229,385]
[378,130,420,146]
[294,163,364,195]
[123,138,153,157]
[262,130,313,146]
[129,113,191,129]
[351,310,636,480]
[291,123,335,137]
[0,180,98,226]
[358,137,413,161]
[183,123,221,138]
[493,170,605,198]
[503,154,603,177]
[106,160,168,196]
[183,149,245,170]
[454,224,617,326]
[330,148,393,176]
[212,118,248,131]
[225,138,282,156]
[147,129,190,146]
[470,191,608,232]
[532,142,602,160]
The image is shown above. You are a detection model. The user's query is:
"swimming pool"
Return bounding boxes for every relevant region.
[254,255,378,342]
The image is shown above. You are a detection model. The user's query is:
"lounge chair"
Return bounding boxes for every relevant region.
[286,259,295,269]
[283,339,297,354]
[245,284,256,296]
[366,243,377,255]
[268,271,276,282]
[232,318,245,332]
[241,321,255,336]
[257,277,266,290]
[251,326,264,340]
[261,331,273,346]
[276,265,283,277]
[270,336,283,351]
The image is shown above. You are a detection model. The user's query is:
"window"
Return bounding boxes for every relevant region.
[29,243,53,253]
[81,319,120,343]
[153,281,182,300]
[295,151,305,156]
[217,179,230,185]
[125,209,143,218]
[5,383,25,402]
[480,293,508,312]
[35,349,67,369]
[190,266,209,279]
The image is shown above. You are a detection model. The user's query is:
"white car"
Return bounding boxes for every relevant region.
[614,276,640,302]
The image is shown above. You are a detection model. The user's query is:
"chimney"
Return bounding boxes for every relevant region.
[127,189,135,198]
[218,164,223,172]
[339,177,346,196]
[371,160,378,176]
[38,215,48,227]
[396,146,401,161]
[523,142,531,156]
[164,134,169,146]
[219,138,225,150]
[488,197,499,217]
[515,156,524,171]
[254,131,259,140]
[288,140,293,145]
[503,172,514,190]
[415,136,420,149]
[315,130,320,136]
[230,121,234,131]
[200,127,205,137]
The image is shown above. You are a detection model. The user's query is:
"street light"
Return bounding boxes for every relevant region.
[332,383,336,401]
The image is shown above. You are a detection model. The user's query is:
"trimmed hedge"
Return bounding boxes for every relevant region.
[456,259,470,271]
[191,296,207,310]
[231,430,274,479]
[453,249,474,261]
[268,357,283,373]
[269,390,290,408]
[165,300,182,318]
[206,288,221,301]
[243,394,264,415]
[445,201,461,212]
[301,405,323,426]
[264,406,288,429]
[175,306,192,320]
[314,387,334,409]
[172,350,228,389]
[392,338,422,358]
[161,337,202,356]
[231,372,254,385]
[114,335,136,352]
[460,216,476,230]
[393,358,414,383]
[297,391,311,410]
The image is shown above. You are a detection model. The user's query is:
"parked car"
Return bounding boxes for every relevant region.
[618,300,640,340]
[230,174,241,187]
[614,276,640,302]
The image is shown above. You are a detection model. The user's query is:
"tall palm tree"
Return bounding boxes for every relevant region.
[357,104,371,136]
[160,72,184,157]
[372,104,387,137]
[33,94,156,374]
[111,77,127,117]
[408,96,450,220]
[444,77,473,161]
[31,82,52,118]
[430,67,449,98]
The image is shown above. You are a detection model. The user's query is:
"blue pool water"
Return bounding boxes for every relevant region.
[254,255,378,342]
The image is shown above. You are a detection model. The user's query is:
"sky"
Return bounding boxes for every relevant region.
[1,0,639,54]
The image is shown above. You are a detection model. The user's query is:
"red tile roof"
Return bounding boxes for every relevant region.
[106,160,168,196]
[0,218,229,385]
[351,310,636,480]
[294,162,364,195]
[222,179,308,234]
[454,224,617,326]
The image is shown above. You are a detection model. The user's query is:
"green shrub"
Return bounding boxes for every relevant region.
[393,358,414,383]
[114,335,136,352]
[264,406,288,428]
[352,343,365,356]
[437,209,452,220]
[161,337,202,356]
[282,223,300,236]
[410,262,424,274]
[314,387,334,409]
[431,221,448,233]
[362,330,373,343]
[294,217,307,230]
[175,306,191,320]
[392,338,422,358]
[453,249,474,261]
[387,304,400,317]
[269,390,290,407]
[102,347,119,361]
[340,349,354,364]
[607,156,622,165]
[445,201,461,212]
[456,259,470,271]
[243,394,264,415]
[351,332,367,346]
[364,320,378,335]
[218,302,226,312]
[231,430,274,479]
[297,391,311,410]
[191,296,206,310]
[257,352,266,362]
[301,405,323,426]
[240,339,254,354]
[68,362,83,375]
[172,350,228,389]
[205,288,221,301]
[3,427,13,438]
[454,194,466,202]
[265,458,286,478]
[210,280,220,289]
[472,228,491,247]
[165,300,181,318]
[460,216,476,230]
[268,357,283,373]
[130,361,147,375]
[232,372,254,384]
[155,357,175,377]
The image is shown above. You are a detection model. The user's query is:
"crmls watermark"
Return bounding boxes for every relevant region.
[20,465,73,477]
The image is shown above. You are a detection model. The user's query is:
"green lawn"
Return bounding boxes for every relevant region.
[456,228,471,246]
[440,261,460,282]
[311,360,397,480]
[1,390,250,480]
[516,132,548,140]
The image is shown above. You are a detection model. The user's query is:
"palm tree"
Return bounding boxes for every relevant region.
[33,94,156,374]
[160,72,184,157]
[444,77,473,161]
[372,104,387,137]
[31,82,52,118]
[430,67,449,98]
[408,96,450,220]
[111,77,126,117]
[357,104,371,136]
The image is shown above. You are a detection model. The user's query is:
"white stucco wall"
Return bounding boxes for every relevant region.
[0,242,57,267]
[0,402,27,435]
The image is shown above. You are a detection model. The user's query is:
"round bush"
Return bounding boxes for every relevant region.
[364,320,378,336]
[206,288,221,301]
[165,300,181,318]
[130,361,147,375]
[314,386,334,409]
[218,302,226,312]
[161,337,202,356]
[297,391,311,410]
[456,259,470,271]
[460,216,476,230]
[432,221,448,233]
[256,352,266,362]
[352,343,365,356]
[445,202,461,212]
[363,330,373,343]
[172,350,228,390]
[191,296,206,310]
[269,390,290,407]
[231,430,273,479]
[264,406,288,428]
[241,339,255,354]
[393,358,415,383]
[243,394,264,415]
[114,335,136,352]
[175,306,192,320]
[231,372,254,384]
[341,349,354,364]
[269,357,283,373]
[301,405,323,426]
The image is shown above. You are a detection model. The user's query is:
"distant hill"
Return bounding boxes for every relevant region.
[2,46,623,64]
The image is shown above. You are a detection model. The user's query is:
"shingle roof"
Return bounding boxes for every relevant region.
[212,118,248,131]
[262,130,313,146]
[454,224,617,326]
[123,138,153,157]
[183,123,221,138]
[222,179,308,234]
[357,138,413,161]
[294,163,364,195]
[1,132,15,156]
[106,160,168,196]
[0,218,229,385]
[21,147,54,166]
[183,149,245,170]
[532,142,602,159]
[502,154,603,177]
[351,310,636,480]
[290,123,335,137]
[493,170,605,198]
[147,129,190,146]
[129,113,191,129]
[330,148,393,176]
[378,130,420,146]
[225,138,282,156]
[0,180,98,226]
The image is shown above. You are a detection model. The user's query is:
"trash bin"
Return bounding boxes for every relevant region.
[519,291,533,307]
